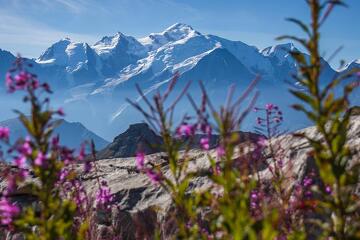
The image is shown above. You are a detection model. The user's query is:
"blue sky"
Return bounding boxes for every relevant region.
[0,0,359,68]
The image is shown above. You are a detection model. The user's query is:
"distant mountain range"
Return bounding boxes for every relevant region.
[0,118,109,151]
[0,23,358,140]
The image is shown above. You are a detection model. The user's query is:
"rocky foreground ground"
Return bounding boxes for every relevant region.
[1,115,359,239]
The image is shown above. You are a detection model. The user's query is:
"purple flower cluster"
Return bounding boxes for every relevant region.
[250,189,263,218]
[0,197,19,225]
[0,127,10,142]
[256,104,283,126]
[136,152,162,184]
[176,122,212,150]
[5,61,51,94]
[95,180,113,210]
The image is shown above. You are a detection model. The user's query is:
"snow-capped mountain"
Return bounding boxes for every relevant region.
[138,23,201,51]
[0,23,358,140]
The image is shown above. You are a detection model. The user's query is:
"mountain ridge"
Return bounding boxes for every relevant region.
[0,23,358,140]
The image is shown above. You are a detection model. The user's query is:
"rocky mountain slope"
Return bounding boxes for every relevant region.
[1,115,359,239]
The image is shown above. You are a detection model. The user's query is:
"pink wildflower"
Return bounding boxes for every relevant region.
[0,197,19,225]
[200,137,210,150]
[5,73,14,92]
[265,103,274,110]
[59,169,69,182]
[14,156,26,168]
[14,71,30,90]
[257,137,267,148]
[303,176,313,187]
[96,180,113,210]
[34,152,46,166]
[146,169,162,184]
[135,152,145,170]
[0,127,10,141]
[57,108,65,116]
[176,124,194,137]
[19,137,32,156]
[250,190,260,209]
[325,185,332,195]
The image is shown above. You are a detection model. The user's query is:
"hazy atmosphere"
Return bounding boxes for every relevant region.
[0,1,359,239]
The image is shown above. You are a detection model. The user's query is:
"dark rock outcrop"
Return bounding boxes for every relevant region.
[96,123,163,159]
[95,122,262,159]
[349,106,360,116]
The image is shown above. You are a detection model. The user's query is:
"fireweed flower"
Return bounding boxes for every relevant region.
[0,127,10,141]
[5,73,14,92]
[34,152,46,166]
[145,169,162,184]
[96,180,113,210]
[200,137,210,150]
[6,169,28,194]
[57,108,65,116]
[12,71,34,91]
[265,103,274,110]
[250,190,260,209]
[325,185,332,195]
[59,169,69,182]
[257,137,267,148]
[303,176,313,187]
[14,156,26,168]
[0,197,20,225]
[176,124,194,137]
[19,137,32,156]
[135,152,145,170]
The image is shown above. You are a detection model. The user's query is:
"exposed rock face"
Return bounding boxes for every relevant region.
[95,122,262,159]
[1,116,359,239]
[96,123,163,159]
[349,106,360,116]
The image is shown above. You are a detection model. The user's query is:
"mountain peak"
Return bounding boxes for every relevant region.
[162,23,199,40]
[94,32,125,48]
[261,42,298,57]
[338,58,360,71]
[164,23,194,32]
[138,23,200,51]
[37,38,73,63]
[96,123,163,159]
[62,37,72,42]
[93,32,146,58]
